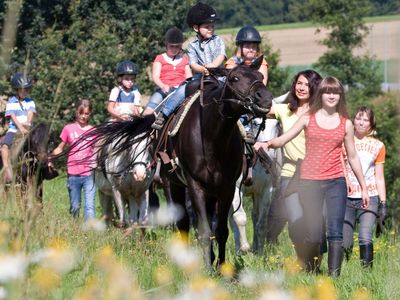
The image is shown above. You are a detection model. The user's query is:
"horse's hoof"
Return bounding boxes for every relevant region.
[239,244,251,254]
[113,221,126,229]
[243,177,253,186]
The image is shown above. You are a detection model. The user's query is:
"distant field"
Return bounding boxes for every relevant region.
[214,17,400,66]
[206,15,400,87]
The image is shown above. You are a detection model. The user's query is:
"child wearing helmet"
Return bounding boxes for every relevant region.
[225,25,268,85]
[152,2,226,130]
[1,72,36,183]
[225,26,269,143]
[143,27,192,116]
[108,60,141,121]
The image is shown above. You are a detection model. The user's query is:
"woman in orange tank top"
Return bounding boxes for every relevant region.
[255,76,369,277]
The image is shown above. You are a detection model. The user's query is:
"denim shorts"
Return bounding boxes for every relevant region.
[1,131,16,146]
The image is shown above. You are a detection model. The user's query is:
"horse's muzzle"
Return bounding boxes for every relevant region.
[253,104,271,115]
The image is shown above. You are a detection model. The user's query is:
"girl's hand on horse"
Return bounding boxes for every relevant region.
[254,141,269,151]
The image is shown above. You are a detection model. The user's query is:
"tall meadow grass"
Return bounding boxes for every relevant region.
[0,175,399,299]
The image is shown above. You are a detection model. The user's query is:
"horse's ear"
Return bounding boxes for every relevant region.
[250,55,264,70]
[207,67,229,77]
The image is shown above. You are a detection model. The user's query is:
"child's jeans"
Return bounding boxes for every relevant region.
[146,87,178,110]
[161,84,186,117]
[343,196,379,248]
[67,174,96,221]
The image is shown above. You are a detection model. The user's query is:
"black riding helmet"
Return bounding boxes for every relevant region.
[11,72,33,89]
[165,27,184,45]
[186,2,219,28]
[116,60,139,76]
[236,25,262,45]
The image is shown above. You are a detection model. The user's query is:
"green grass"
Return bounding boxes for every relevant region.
[0,176,399,299]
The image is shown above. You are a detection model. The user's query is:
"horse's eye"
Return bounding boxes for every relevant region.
[231,76,240,82]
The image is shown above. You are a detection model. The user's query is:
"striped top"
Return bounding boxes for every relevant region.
[5,96,36,133]
[300,113,346,180]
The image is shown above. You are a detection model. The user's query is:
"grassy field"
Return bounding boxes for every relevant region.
[1,175,399,299]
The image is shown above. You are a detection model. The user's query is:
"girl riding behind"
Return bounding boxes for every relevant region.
[151,2,226,130]
[143,27,192,116]
[108,60,141,121]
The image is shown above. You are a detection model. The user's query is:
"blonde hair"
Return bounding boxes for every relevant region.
[309,76,348,118]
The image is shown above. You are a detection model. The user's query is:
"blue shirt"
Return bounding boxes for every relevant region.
[5,96,36,133]
[187,35,226,77]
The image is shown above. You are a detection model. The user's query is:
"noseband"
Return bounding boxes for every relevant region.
[213,70,267,115]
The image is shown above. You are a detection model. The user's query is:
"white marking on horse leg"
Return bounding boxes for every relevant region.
[112,187,125,226]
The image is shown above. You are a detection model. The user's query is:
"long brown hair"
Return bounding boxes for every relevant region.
[309,76,348,118]
[287,69,322,113]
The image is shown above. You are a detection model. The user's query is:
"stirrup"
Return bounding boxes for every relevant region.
[244,132,255,145]
[151,114,166,130]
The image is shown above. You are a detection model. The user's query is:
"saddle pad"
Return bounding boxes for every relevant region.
[168,90,201,137]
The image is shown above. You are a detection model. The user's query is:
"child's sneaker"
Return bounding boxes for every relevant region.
[151,114,166,130]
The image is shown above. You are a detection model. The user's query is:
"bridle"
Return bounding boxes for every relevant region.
[211,69,270,116]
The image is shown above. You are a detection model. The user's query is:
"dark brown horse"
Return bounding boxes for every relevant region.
[1,122,58,202]
[86,57,273,268]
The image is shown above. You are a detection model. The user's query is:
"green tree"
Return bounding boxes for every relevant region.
[1,0,190,131]
[304,0,382,110]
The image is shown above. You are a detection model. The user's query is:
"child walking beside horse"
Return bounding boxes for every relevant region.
[256,76,369,277]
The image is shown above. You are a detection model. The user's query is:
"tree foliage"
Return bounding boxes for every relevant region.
[1,0,190,130]
[304,0,382,111]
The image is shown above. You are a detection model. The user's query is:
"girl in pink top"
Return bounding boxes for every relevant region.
[51,99,96,221]
[255,77,369,277]
[143,27,192,115]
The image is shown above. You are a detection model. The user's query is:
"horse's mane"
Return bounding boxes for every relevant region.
[17,122,50,155]
[66,115,155,171]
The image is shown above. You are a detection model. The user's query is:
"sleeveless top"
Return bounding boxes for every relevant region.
[300,113,346,180]
[154,53,189,88]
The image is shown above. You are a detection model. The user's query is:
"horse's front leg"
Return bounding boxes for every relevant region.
[230,177,250,253]
[186,179,213,268]
[99,191,113,226]
[216,189,235,267]
[111,187,125,227]
[169,182,190,231]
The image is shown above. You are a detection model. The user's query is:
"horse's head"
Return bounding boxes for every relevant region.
[208,56,273,118]
[127,135,152,182]
[22,123,50,164]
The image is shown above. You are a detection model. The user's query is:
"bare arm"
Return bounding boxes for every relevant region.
[152,61,169,93]
[52,141,66,156]
[375,163,386,203]
[10,114,28,134]
[184,64,193,79]
[259,64,268,86]
[204,54,226,69]
[107,101,123,120]
[343,119,369,207]
[254,114,308,151]
[27,111,35,124]
[190,63,208,75]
